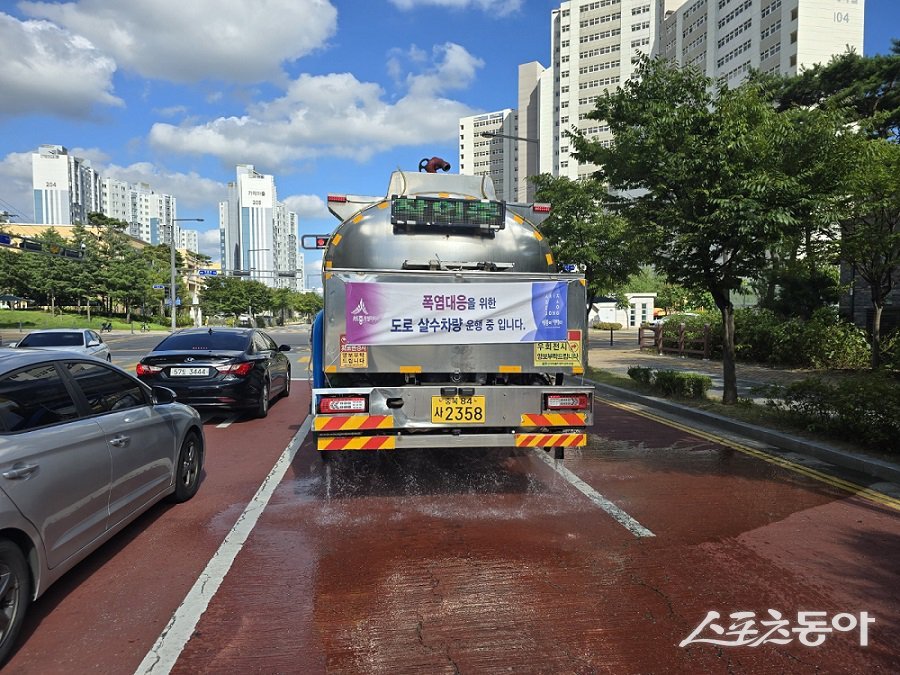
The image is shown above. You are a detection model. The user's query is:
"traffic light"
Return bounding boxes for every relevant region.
[301,234,330,250]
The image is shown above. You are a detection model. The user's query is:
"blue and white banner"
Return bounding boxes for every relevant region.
[345,281,569,345]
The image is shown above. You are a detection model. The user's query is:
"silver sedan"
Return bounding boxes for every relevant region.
[0,349,204,665]
[9,328,111,361]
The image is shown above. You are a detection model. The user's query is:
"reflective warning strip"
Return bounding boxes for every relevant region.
[520,413,587,427]
[499,365,522,373]
[331,234,342,245]
[515,433,586,448]
[314,415,394,432]
[318,436,396,451]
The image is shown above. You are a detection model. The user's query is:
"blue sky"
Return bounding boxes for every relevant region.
[0,0,896,282]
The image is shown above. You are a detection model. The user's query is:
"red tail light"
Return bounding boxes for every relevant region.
[136,363,162,377]
[319,396,368,414]
[215,362,254,377]
[545,393,590,410]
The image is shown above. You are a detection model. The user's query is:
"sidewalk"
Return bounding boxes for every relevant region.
[584,328,900,485]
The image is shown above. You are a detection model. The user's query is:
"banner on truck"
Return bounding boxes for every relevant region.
[345,281,569,345]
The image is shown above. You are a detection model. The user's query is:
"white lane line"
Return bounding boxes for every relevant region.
[531,449,655,538]
[214,414,238,429]
[135,417,312,675]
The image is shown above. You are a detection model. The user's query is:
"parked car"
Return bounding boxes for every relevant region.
[9,328,111,361]
[135,327,291,418]
[0,349,204,664]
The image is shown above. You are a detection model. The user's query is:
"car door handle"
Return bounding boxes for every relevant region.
[3,463,39,480]
[109,435,130,447]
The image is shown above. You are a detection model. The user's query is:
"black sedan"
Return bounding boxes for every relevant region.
[135,327,291,418]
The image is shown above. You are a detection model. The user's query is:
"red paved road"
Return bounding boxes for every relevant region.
[5,388,899,674]
[172,398,900,674]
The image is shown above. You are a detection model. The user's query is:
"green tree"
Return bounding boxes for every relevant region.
[530,174,646,320]
[838,137,900,368]
[295,291,324,321]
[776,42,900,139]
[573,57,804,403]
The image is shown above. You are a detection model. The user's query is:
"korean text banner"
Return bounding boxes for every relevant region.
[345,281,568,345]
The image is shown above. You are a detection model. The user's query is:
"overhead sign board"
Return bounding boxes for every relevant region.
[198,269,218,276]
[152,284,166,289]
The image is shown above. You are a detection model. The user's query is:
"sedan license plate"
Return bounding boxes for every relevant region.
[170,367,209,377]
[431,396,485,424]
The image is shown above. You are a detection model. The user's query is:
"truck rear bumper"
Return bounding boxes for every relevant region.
[312,384,593,450]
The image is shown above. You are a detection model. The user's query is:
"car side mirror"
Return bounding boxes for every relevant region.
[87,339,101,347]
[278,344,291,352]
[6,342,17,348]
[152,386,177,404]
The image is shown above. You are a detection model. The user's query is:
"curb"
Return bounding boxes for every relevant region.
[583,378,900,486]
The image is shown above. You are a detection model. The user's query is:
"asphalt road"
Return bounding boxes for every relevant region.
[4,327,898,674]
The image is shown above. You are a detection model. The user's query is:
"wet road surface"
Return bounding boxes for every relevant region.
[4,350,898,673]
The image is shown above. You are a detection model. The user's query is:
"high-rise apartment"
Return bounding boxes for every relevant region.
[458,109,518,202]
[100,178,185,247]
[219,165,301,290]
[492,1,862,197]
[32,145,101,224]
[659,0,863,82]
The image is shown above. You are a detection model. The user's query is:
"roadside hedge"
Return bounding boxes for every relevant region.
[664,307,873,370]
[627,366,712,400]
[765,373,900,453]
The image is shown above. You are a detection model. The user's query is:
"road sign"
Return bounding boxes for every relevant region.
[152,284,166,289]
[164,297,182,306]
[198,269,218,276]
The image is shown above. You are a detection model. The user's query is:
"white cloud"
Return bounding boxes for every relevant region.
[19,0,338,83]
[283,194,329,220]
[388,0,522,15]
[197,228,221,259]
[0,151,36,221]
[148,43,484,167]
[0,13,121,119]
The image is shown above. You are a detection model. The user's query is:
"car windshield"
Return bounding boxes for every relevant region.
[155,332,250,352]
[19,332,84,347]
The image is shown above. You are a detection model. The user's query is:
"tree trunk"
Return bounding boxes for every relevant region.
[870,302,883,369]
[712,287,738,404]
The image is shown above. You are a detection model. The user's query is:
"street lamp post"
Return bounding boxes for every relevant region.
[479,131,539,143]
[169,218,204,332]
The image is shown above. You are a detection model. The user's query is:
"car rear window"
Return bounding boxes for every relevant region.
[155,332,250,351]
[19,332,83,347]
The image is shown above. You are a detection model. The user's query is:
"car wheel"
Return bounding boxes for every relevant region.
[256,381,269,419]
[0,539,31,666]
[167,430,202,503]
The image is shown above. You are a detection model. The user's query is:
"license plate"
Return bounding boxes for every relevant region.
[170,367,209,376]
[431,396,486,424]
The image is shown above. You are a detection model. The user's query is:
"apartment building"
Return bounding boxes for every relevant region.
[472,0,863,200]
[31,145,101,225]
[659,0,864,83]
[219,165,302,291]
[458,109,518,202]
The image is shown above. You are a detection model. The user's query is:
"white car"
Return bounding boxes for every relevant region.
[9,329,111,361]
